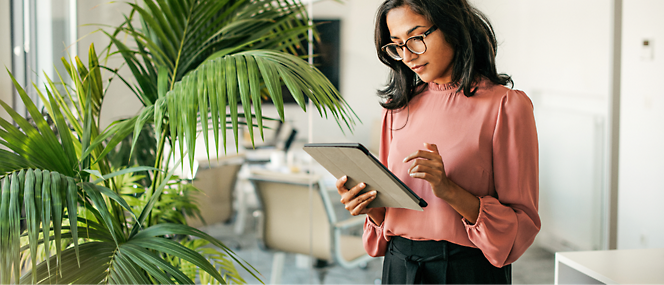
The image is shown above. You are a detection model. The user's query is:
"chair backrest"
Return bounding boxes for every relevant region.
[250,176,334,260]
[187,155,244,227]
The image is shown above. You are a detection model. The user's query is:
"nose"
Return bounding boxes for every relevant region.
[401,47,417,62]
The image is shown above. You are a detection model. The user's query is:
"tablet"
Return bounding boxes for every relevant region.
[303,143,427,211]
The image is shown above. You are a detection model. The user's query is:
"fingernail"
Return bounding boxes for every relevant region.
[360,182,366,187]
[410,173,415,177]
[370,191,377,195]
[402,157,407,163]
[342,175,347,180]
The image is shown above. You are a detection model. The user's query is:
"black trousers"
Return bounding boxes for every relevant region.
[382,236,512,284]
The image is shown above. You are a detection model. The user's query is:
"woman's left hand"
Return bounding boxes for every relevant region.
[403,142,451,199]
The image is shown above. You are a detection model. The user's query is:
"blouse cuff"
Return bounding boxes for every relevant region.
[462,196,487,229]
[366,215,383,228]
[363,215,389,257]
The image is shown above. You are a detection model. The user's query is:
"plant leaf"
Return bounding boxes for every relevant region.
[135,223,262,283]
[128,237,227,284]
[66,177,80,267]
[82,182,139,224]
[50,172,65,273]
[81,182,121,246]
[23,169,39,284]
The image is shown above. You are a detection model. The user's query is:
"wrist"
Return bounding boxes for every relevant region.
[434,179,458,201]
[366,207,385,226]
[435,181,480,224]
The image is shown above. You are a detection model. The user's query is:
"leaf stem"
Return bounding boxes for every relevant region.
[169,2,195,90]
[148,126,169,226]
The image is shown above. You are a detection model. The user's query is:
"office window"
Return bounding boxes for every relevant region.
[10,0,76,118]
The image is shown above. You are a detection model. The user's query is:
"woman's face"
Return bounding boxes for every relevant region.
[386,5,454,85]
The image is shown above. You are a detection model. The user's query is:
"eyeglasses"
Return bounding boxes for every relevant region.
[381,26,438,61]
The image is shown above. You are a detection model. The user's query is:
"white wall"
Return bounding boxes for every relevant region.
[0,0,12,122]
[77,1,142,130]
[618,0,664,249]
[473,0,611,96]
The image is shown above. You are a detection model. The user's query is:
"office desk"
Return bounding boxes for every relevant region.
[555,248,664,284]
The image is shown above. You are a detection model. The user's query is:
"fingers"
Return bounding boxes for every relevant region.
[424,142,439,153]
[407,158,442,175]
[403,143,447,186]
[336,175,377,215]
[403,147,441,163]
[345,190,377,216]
[408,164,442,179]
[335,175,349,195]
[339,181,367,204]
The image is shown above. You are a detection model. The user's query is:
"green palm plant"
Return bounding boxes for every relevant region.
[96,0,357,171]
[0,45,260,284]
[1,0,359,283]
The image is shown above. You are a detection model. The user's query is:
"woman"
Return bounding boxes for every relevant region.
[335,0,540,283]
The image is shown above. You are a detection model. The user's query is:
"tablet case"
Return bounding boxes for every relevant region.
[303,143,427,211]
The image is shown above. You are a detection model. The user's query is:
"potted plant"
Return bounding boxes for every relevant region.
[0,0,357,283]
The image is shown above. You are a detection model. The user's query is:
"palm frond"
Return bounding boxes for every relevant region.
[134,223,262,283]
[0,170,79,283]
[20,242,115,284]
[1,70,76,175]
[106,0,314,106]
[145,50,358,169]
[178,239,247,284]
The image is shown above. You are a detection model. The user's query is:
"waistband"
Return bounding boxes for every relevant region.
[388,236,484,284]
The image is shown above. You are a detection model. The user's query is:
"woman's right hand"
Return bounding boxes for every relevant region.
[336,176,385,225]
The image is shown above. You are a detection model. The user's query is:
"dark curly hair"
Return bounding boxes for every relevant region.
[375,0,513,110]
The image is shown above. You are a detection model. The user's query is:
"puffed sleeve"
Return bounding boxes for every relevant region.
[362,108,392,257]
[463,90,541,267]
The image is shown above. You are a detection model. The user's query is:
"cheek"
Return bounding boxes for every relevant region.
[434,44,454,64]
[431,45,454,71]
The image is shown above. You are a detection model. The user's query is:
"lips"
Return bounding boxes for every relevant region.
[410,63,427,73]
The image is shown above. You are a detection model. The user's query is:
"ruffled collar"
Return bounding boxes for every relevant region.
[427,81,458,92]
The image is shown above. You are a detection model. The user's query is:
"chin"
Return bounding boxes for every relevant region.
[417,74,434,83]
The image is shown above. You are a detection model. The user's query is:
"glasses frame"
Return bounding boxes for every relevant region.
[381,25,438,61]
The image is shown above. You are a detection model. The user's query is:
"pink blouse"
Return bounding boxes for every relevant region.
[363,80,541,268]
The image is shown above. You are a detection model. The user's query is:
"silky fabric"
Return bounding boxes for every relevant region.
[382,236,511,284]
[364,80,540,268]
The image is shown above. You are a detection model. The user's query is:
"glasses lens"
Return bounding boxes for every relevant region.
[383,45,402,60]
[407,37,426,54]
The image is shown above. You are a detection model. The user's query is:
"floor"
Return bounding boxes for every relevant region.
[201,214,556,284]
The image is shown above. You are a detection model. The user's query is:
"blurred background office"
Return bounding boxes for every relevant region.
[1,0,663,283]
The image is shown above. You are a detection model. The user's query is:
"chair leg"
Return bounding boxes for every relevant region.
[313,259,329,284]
[314,268,328,284]
[234,181,247,235]
[270,252,286,284]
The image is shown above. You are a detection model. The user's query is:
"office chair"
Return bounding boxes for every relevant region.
[248,170,372,284]
[186,154,245,228]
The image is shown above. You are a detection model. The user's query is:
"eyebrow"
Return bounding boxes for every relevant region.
[390,25,425,40]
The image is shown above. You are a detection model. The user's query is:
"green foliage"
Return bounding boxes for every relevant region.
[0,48,258,284]
[114,169,204,226]
[1,0,359,283]
[176,239,247,284]
[100,0,358,166]
[109,124,157,187]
